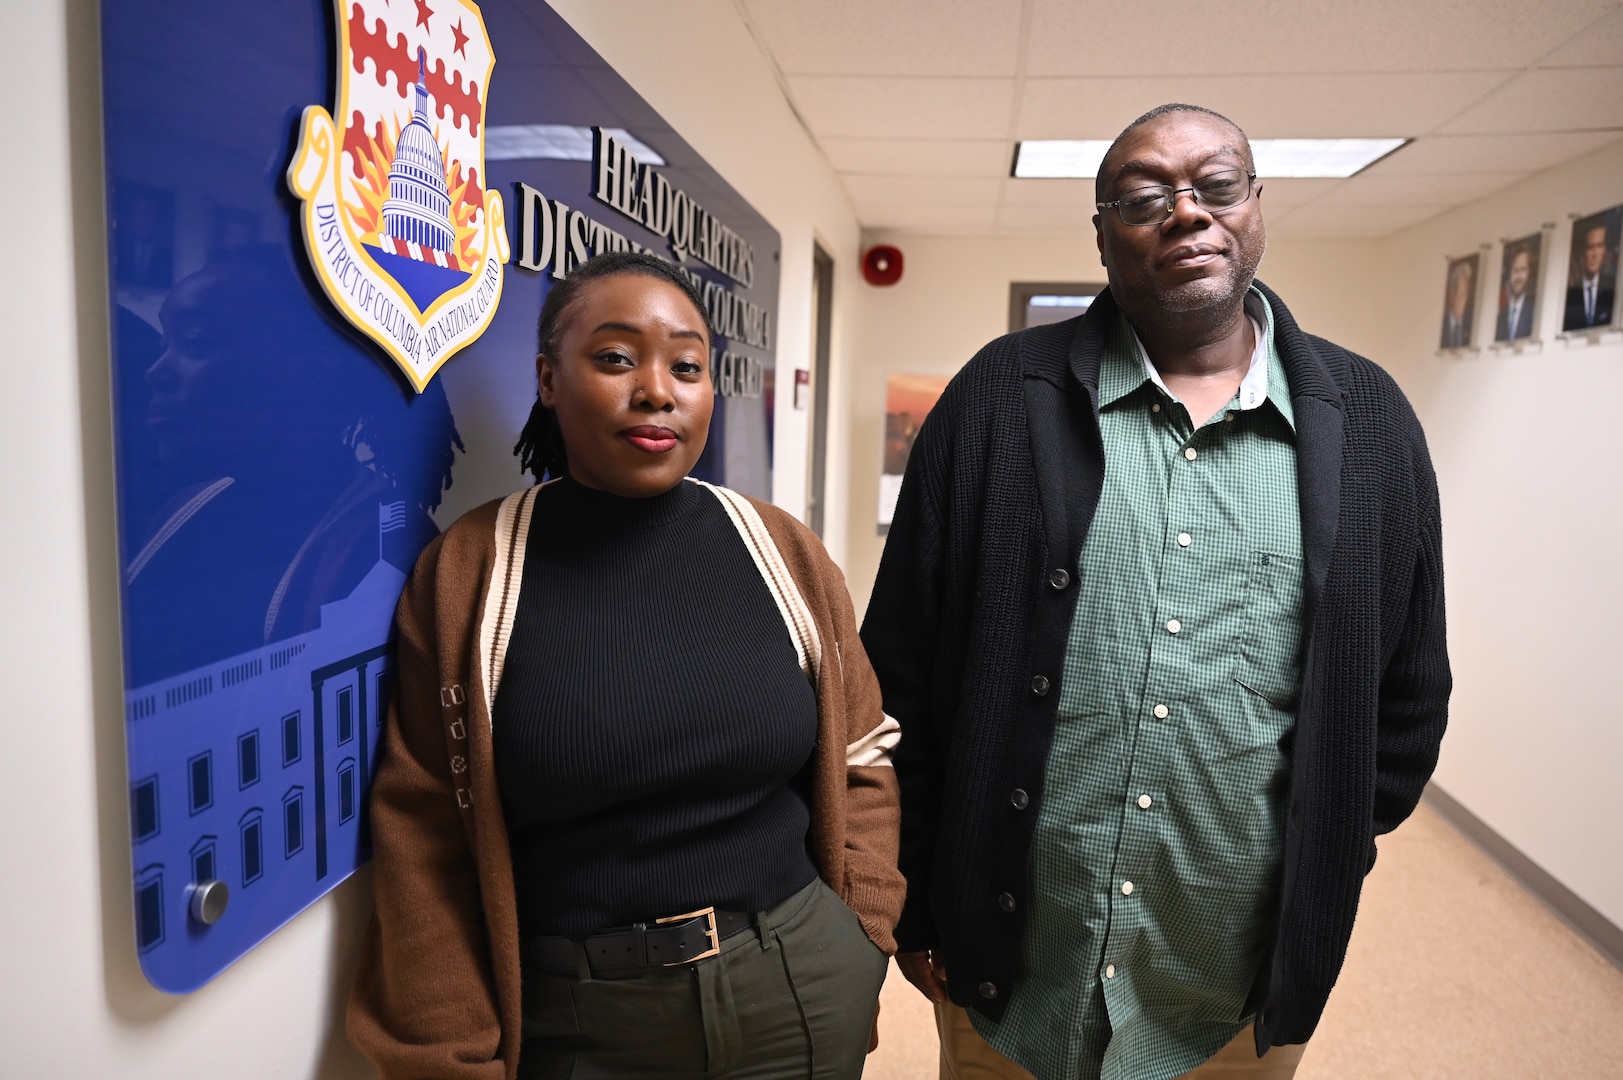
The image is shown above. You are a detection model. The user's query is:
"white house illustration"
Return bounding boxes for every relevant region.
[125,554,406,992]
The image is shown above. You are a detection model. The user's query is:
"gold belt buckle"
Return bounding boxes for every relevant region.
[655,906,720,965]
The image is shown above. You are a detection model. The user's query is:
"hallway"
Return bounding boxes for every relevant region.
[867,800,1623,1078]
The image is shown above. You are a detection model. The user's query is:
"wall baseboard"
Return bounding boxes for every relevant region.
[1423,782,1623,972]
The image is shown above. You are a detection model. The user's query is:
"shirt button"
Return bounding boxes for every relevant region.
[1177,532,1192,547]
[1138,794,1153,809]
[1030,675,1050,696]
[997,892,1017,913]
[1104,963,1116,979]
[1048,568,1070,590]
[1184,447,1198,461]
[1153,704,1169,719]
[979,981,999,999]
[1151,403,1161,413]
[1121,881,1135,896]
[1165,619,1182,635]
[1010,788,1029,810]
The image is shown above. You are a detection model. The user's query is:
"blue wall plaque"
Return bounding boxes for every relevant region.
[101,0,780,991]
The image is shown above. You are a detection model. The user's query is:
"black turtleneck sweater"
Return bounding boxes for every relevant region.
[492,477,819,939]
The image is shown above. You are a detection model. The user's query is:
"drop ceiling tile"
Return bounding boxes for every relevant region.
[855,203,999,234]
[819,137,1012,177]
[1024,0,1613,75]
[1253,178,1341,209]
[1270,202,1450,237]
[1436,67,1623,133]
[1538,5,1623,66]
[1331,171,1531,205]
[1015,72,1510,141]
[995,204,1099,232]
[742,0,1023,76]
[842,174,1004,205]
[788,76,1015,138]
[1003,178,1095,206]
[1369,130,1623,172]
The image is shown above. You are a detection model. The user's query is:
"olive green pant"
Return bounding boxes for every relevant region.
[517,878,888,1079]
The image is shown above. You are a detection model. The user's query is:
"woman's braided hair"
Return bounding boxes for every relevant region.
[514,251,715,482]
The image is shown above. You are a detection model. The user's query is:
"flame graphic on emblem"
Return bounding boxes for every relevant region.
[289,0,506,391]
[343,114,483,272]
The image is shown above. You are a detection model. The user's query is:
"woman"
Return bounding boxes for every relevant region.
[349,251,904,1079]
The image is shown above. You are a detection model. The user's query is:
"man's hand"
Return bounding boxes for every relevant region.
[896,949,950,1003]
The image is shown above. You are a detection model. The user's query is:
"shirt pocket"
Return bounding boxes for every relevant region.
[1232,551,1305,712]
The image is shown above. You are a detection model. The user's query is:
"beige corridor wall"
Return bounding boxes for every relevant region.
[843,139,1623,937]
[1366,137,1623,932]
[843,232,1097,615]
[0,1,862,1075]
[841,228,1385,615]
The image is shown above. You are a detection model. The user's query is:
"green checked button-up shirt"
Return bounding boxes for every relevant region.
[974,289,1306,1080]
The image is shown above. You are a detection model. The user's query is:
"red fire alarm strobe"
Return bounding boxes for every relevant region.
[862,245,904,286]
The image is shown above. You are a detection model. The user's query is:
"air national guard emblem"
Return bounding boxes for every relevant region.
[289,0,507,391]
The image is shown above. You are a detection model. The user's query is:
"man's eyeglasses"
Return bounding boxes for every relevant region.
[1096,170,1257,226]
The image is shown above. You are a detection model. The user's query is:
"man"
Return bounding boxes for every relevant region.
[1440,257,1475,348]
[861,104,1450,1080]
[1494,244,1536,341]
[1563,222,1616,331]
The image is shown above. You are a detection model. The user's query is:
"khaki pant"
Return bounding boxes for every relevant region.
[936,1001,1306,1080]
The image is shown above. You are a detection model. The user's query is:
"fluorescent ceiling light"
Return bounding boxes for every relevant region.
[1029,295,1094,308]
[1248,138,1407,177]
[1012,137,1407,179]
[484,125,666,165]
[1013,140,1113,179]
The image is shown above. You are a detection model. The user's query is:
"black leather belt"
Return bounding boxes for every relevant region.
[527,906,756,975]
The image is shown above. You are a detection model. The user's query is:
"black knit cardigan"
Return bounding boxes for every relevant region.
[860,282,1451,1052]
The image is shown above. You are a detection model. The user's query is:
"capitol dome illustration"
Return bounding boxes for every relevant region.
[378,49,460,270]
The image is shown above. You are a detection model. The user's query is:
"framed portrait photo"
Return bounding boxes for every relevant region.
[1560,205,1621,333]
[1439,253,1481,350]
[1493,232,1543,343]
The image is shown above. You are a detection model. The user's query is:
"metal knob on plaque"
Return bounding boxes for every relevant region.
[188,880,230,926]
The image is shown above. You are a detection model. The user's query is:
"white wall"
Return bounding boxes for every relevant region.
[0,1,861,1075]
[838,227,1385,614]
[8,0,1617,1067]
[1367,138,1623,931]
[9,4,378,1077]
[842,232,1101,614]
[841,143,1623,934]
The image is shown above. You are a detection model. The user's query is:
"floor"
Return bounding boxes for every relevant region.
[864,801,1623,1079]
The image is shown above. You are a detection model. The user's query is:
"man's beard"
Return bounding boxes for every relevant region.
[1110,243,1263,327]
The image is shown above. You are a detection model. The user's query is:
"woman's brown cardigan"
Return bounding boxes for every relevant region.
[347,482,906,1079]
